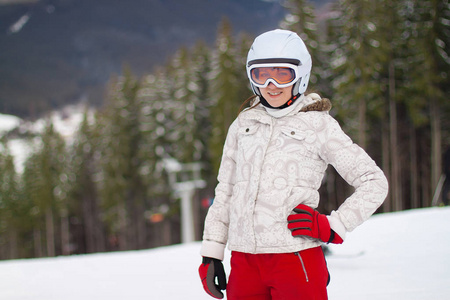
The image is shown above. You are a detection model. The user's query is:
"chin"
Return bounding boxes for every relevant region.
[270,103,284,108]
[267,99,288,108]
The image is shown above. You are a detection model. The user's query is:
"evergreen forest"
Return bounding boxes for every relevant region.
[0,0,449,260]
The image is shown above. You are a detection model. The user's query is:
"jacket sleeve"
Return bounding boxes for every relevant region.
[200,120,238,260]
[318,114,389,240]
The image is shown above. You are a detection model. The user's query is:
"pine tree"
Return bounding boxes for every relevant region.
[324,0,450,211]
[374,0,449,209]
[420,0,450,201]
[327,0,387,148]
[0,138,22,259]
[139,67,173,193]
[280,0,330,95]
[209,18,243,174]
[68,108,106,253]
[235,32,254,105]
[191,40,214,170]
[139,68,178,246]
[321,0,391,211]
[98,69,147,250]
[22,120,67,257]
[166,47,205,163]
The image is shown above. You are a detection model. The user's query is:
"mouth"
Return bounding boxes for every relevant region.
[267,91,282,96]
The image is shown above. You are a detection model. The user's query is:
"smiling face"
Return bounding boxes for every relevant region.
[259,83,293,108]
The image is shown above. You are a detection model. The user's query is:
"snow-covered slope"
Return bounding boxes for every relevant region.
[0,207,448,300]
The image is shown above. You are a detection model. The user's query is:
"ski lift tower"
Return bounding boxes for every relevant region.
[163,157,206,243]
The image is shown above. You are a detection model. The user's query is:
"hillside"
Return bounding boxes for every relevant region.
[0,0,290,117]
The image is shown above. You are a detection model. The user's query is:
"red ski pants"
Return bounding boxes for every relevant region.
[226,246,329,300]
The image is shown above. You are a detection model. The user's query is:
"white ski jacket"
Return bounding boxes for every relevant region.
[201,94,388,261]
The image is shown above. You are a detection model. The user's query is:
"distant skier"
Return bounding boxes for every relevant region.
[198,29,389,299]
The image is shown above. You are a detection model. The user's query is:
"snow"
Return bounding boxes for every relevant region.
[29,105,87,141]
[0,207,449,299]
[0,113,29,172]
[0,106,89,173]
[5,139,33,173]
[0,113,21,133]
[327,207,450,300]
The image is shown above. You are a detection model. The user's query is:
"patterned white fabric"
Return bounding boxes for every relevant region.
[201,94,389,261]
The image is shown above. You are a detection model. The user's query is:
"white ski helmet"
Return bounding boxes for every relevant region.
[246,29,312,99]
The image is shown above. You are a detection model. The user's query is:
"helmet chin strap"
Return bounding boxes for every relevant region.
[259,93,300,109]
[256,81,301,109]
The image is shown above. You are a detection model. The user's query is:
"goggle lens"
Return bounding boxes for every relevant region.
[250,67,296,86]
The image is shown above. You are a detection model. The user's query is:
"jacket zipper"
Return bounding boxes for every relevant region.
[294,252,309,282]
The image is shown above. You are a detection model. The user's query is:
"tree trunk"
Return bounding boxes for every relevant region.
[382,111,391,212]
[126,190,137,250]
[94,199,107,252]
[410,126,419,208]
[326,168,337,212]
[430,97,442,206]
[83,193,96,253]
[421,156,432,207]
[136,199,147,249]
[60,211,70,255]
[358,96,367,149]
[34,228,43,258]
[118,203,128,251]
[46,206,55,257]
[82,183,106,253]
[8,228,18,259]
[389,61,402,211]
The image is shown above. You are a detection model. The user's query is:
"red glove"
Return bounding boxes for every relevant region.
[199,257,227,299]
[287,204,343,244]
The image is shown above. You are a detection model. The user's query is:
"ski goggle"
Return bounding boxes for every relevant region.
[247,60,301,88]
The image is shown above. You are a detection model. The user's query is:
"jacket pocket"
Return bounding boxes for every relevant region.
[281,128,317,142]
[280,127,321,161]
[238,124,259,136]
[281,128,307,141]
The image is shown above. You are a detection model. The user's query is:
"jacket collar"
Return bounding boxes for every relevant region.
[240,93,331,123]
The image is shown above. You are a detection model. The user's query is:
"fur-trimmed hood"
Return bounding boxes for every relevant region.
[296,92,332,112]
[300,97,332,112]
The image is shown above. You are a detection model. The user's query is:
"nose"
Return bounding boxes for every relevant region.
[267,82,277,89]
